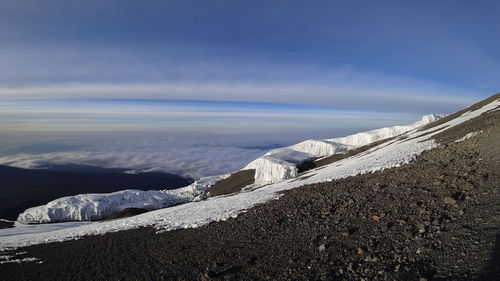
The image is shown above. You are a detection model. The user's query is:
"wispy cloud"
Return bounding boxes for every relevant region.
[0,99,424,135]
[0,79,481,113]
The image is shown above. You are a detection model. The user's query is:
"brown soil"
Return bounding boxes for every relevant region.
[101,208,149,222]
[209,169,255,196]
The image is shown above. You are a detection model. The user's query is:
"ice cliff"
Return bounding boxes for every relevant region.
[17,175,227,224]
[243,114,444,185]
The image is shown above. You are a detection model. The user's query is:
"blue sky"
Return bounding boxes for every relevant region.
[1,1,498,98]
[0,1,499,177]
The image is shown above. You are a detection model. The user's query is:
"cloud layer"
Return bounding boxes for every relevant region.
[0,75,482,115]
[0,110,444,180]
[0,133,300,180]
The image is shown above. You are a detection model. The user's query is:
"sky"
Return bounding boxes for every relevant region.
[0,0,499,179]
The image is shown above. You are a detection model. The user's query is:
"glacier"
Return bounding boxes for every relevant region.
[17,175,227,224]
[243,114,445,185]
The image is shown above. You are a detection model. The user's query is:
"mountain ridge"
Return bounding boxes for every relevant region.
[1,93,499,280]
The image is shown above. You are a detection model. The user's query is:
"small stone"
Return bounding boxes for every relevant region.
[372,215,381,222]
[199,268,216,281]
[357,247,365,255]
[443,196,457,205]
[394,264,401,272]
[318,244,326,252]
[418,224,426,234]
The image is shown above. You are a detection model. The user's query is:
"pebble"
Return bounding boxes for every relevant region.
[443,196,457,205]
[318,244,326,252]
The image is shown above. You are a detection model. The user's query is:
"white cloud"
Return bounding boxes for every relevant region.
[0,80,480,113]
[0,134,302,180]
[0,43,486,112]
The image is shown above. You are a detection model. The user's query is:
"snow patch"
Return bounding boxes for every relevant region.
[0,252,41,264]
[455,131,482,142]
[327,114,443,146]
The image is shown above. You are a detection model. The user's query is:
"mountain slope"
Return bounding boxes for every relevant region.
[15,114,445,224]
[1,94,499,280]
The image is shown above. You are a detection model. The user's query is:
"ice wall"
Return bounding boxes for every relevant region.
[244,114,444,185]
[18,175,226,224]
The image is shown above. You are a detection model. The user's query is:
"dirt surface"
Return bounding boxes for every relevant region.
[101,208,150,222]
[1,98,499,281]
[209,169,255,196]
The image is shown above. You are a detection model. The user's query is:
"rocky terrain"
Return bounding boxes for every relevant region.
[0,94,498,280]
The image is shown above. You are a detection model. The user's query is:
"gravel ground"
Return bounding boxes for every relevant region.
[1,99,499,281]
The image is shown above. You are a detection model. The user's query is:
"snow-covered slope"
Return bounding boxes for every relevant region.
[327,114,443,146]
[289,139,352,157]
[244,114,444,185]
[1,98,497,251]
[17,175,227,224]
[14,115,443,224]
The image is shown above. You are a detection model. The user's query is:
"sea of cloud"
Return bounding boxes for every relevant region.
[0,132,306,180]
